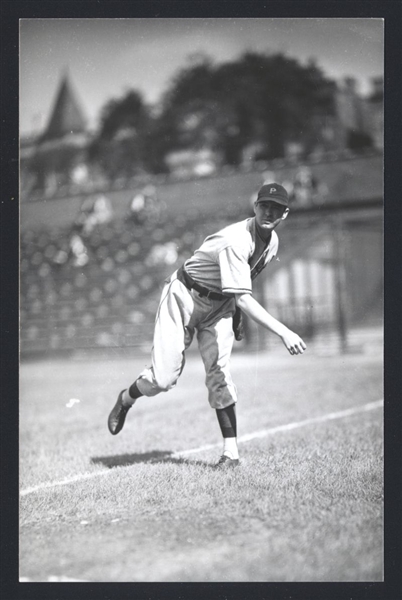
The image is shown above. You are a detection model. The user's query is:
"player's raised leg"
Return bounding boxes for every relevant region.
[108,277,195,434]
[107,382,143,435]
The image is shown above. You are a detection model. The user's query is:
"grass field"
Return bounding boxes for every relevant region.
[19,342,383,583]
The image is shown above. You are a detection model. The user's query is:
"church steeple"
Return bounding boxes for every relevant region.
[41,71,87,142]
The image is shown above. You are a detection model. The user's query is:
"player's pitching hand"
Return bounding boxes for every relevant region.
[280,329,307,355]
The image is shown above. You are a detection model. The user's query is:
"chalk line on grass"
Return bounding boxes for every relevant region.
[20,470,113,496]
[20,399,383,496]
[173,399,383,455]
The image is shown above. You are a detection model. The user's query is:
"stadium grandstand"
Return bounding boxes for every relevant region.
[20,74,383,358]
[20,152,383,357]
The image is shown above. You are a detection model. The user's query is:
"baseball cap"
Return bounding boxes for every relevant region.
[256,183,289,207]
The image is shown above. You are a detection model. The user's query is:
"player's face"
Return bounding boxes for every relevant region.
[254,201,288,232]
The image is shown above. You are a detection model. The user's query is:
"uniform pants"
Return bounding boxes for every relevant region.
[136,270,238,409]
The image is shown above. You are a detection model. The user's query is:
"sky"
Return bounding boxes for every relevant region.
[19,18,384,137]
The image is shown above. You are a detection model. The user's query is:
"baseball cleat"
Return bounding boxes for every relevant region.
[108,390,131,435]
[214,454,240,469]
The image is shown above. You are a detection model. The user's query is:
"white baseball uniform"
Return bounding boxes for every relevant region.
[136,217,279,409]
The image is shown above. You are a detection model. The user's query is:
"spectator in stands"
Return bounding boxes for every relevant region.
[290,166,318,207]
[82,194,113,234]
[66,194,113,267]
[73,194,113,236]
[128,190,146,224]
[127,185,166,226]
[69,233,89,267]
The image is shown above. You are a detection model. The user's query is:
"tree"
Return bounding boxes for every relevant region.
[87,90,151,179]
[87,52,337,176]
[156,52,336,165]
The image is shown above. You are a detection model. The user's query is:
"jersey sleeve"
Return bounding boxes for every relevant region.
[218,246,252,295]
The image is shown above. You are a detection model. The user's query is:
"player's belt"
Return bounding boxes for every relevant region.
[176,266,228,301]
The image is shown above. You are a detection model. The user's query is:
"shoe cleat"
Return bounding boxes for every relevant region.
[108,390,131,435]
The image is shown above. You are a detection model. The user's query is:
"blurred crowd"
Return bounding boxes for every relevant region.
[18,161,335,354]
[20,189,242,353]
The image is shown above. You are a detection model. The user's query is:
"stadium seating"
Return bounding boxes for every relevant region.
[20,153,383,356]
[20,203,226,355]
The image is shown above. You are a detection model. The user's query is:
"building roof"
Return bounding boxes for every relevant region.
[41,74,87,142]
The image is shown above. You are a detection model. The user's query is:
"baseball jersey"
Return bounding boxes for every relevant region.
[184,217,279,295]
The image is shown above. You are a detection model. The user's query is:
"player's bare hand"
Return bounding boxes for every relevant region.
[280,329,307,355]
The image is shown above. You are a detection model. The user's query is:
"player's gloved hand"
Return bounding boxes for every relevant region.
[280,329,307,355]
[232,307,245,341]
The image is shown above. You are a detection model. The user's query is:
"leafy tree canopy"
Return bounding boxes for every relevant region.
[87,90,152,178]
[89,52,337,175]
[98,90,149,140]
[158,52,336,163]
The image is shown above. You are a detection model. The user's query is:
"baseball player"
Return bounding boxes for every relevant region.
[108,183,306,468]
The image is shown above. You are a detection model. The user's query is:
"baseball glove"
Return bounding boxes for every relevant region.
[232,307,245,341]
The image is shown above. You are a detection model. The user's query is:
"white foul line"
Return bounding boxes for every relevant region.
[173,399,383,456]
[238,399,383,443]
[20,470,113,496]
[20,399,383,496]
